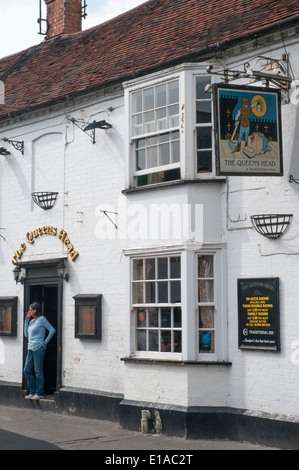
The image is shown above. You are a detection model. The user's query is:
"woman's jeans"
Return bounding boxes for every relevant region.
[24,346,46,396]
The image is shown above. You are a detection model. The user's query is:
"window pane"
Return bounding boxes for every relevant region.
[170,256,180,278]
[197,151,212,172]
[137,330,147,351]
[133,259,144,280]
[199,331,214,353]
[159,143,170,166]
[148,146,158,168]
[170,281,181,303]
[196,101,212,123]
[137,308,147,327]
[148,330,159,351]
[133,282,144,304]
[168,81,179,104]
[156,84,167,107]
[145,282,156,303]
[78,306,95,335]
[136,148,146,170]
[198,280,214,302]
[158,282,168,303]
[198,255,213,277]
[133,114,143,135]
[171,140,179,163]
[161,308,171,327]
[199,305,214,328]
[158,257,168,279]
[156,107,167,130]
[161,330,172,351]
[197,127,212,149]
[196,77,211,99]
[148,308,158,327]
[173,307,182,327]
[144,88,154,110]
[132,91,143,113]
[146,259,155,279]
[174,330,182,352]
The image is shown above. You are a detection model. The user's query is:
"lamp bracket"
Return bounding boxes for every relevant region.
[0,147,10,156]
[207,54,292,96]
[2,138,24,155]
[100,210,118,229]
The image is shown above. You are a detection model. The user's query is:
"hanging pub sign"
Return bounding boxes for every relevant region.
[213,84,283,176]
[238,278,280,350]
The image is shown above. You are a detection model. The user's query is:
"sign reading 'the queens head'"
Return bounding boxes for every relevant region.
[214,84,283,176]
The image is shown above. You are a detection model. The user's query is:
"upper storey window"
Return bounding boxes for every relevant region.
[131,79,180,187]
[126,67,218,189]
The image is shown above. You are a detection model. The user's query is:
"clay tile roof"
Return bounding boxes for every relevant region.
[0,0,298,120]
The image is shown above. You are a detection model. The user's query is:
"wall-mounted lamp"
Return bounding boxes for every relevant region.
[0,147,11,156]
[57,259,70,282]
[67,116,112,144]
[13,265,26,284]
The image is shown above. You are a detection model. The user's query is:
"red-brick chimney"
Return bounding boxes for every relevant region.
[45,0,82,40]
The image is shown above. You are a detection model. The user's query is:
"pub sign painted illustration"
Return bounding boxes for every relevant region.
[238,278,280,350]
[214,84,283,176]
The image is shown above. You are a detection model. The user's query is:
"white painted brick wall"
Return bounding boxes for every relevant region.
[0,33,299,419]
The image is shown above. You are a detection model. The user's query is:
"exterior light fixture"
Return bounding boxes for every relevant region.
[0,147,11,156]
[13,265,26,284]
[251,214,293,239]
[84,120,112,131]
[57,259,70,282]
[67,115,112,144]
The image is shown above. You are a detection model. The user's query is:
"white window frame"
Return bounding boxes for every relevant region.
[127,71,183,188]
[124,244,227,362]
[124,65,222,189]
[131,252,182,360]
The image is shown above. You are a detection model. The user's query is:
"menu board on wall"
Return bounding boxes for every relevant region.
[238,278,280,350]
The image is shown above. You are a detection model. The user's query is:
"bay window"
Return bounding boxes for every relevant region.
[127,67,218,189]
[129,247,227,361]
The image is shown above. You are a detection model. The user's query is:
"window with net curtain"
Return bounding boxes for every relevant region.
[198,255,215,354]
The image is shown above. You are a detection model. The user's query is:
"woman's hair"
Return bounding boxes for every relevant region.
[29,302,42,315]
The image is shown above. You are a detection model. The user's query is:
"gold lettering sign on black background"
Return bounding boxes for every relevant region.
[238,278,280,350]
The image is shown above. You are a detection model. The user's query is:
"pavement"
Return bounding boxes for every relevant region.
[0,403,280,451]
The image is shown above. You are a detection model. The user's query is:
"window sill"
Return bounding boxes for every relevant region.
[122,178,226,195]
[121,357,232,366]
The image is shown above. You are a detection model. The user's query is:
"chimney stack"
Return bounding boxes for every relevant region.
[45,0,82,40]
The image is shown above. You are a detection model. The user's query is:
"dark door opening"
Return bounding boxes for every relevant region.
[28,285,58,395]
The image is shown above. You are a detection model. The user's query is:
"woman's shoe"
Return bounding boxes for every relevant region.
[31,395,44,400]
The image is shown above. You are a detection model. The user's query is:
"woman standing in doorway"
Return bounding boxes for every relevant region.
[24,302,56,400]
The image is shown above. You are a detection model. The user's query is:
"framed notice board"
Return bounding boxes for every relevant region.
[238,278,280,350]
